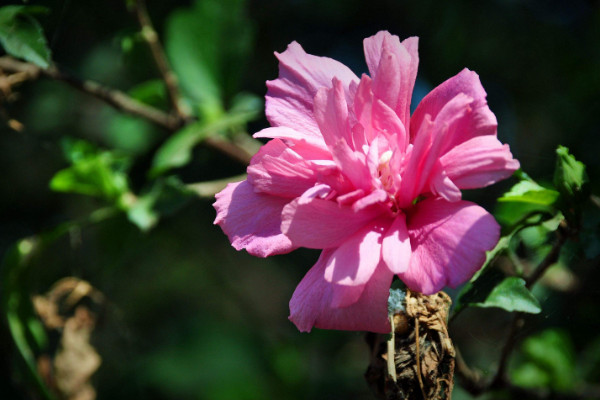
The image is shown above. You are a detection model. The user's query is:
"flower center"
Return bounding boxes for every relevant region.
[377,150,394,192]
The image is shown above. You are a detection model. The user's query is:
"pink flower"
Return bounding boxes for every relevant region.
[214,31,519,333]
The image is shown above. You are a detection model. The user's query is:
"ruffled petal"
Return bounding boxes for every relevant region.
[410,69,496,150]
[382,214,411,274]
[289,251,393,333]
[266,42,359,137]
[363,31,419,128]
[253,126,328,151]
[213,181,296,257]
[399,198,500,294]
[322,220,387,308]
[281,194,385,249]
[247,139,320,198]
[314,79,373,190]
[440,135,520,189]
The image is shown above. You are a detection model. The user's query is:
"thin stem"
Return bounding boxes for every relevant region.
[131,0,186,118]
[0,56,254,164]
[0,56,180,130]
[525,229,567,289]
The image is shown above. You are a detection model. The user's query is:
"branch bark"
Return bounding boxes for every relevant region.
[0,56,255,164]
[131,0,186,118]
[0,56,180,130]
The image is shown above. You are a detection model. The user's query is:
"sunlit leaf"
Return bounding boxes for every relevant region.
[511,329,577,392]
[128,79,168,109]
[126,177,193,232]
[1,239,56,400]
[470,277,541,313]
[553,145,589,226]
[0,5,51,68]
[498,180,559,206]
[50,140,131,202]
[151,110,260,176]
[164,0,254,114]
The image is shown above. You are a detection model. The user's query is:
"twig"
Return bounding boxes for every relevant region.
[526,229,568,289]
[456,227,571,396]
[0,56,255,165]
[186,174,247,199]
[0,56,180,130]
[490,314,524,388]
[131,0,186,118]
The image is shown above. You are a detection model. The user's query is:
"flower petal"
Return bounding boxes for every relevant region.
[440,135,520,189]
[382,214,411,274]
[247,139,320,198]
[410,69,496,149]
[214,181,296,257]
[363,31,419,128]
[281,194,385,249]
[266,41,359,137]
[289,251,393,333]
[323,220,386,288]
[253,126,328,151]
[400,198,500,294]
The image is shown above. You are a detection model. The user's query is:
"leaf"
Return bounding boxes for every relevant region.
[126,177,194,232]
[511,329,576,392]
[554,145,588,200]
[553,145,589,226]
[470,277,541,314]
[0,5,51,68]
[164,0,254,114]
[498,180,559,206]
[1,239,56,400]
[128,79,168,109]
[50,140,131,202]
[151,110,260,176]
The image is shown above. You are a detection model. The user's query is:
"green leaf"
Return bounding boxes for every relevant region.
[498,180,559,206]
[511,329,576,392]
[50,140,131,202]
[1,239,56,400]
[470,277,541,313]
[128,79,168,109]
[0,5,51,68]
[126,177,194,232]
[151,109,260,176]
[553,145,589,226]
[164,0,254,113]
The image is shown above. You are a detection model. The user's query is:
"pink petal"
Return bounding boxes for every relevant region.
[289,251,393,333]
[364,31,419,129]
[323,220,387,292]
[314,79,373,191]
[382,214,411,274]
[399,198,500,294]
[397,93,473,206]
[281,194,385,249]
[247,139,320,198]
[266,42,359,137]
[440,135,520,189]
[213,181,296,257]
[253,126,327,151]
[313,78,353,148]
[429,164,462,202]
[410,69,496,149]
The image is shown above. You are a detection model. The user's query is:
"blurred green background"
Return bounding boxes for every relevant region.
[1,0,599,399]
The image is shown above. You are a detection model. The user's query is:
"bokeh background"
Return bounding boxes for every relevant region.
[1,0,599,399]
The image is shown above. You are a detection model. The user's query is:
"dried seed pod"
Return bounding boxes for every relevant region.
[365,290,455,400]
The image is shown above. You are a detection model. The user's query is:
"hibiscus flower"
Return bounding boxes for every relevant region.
[214,31,519,333]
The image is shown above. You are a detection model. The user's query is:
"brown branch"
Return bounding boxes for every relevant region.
[131,0,186,118]
[0,56,180,130]
[526,229,568,289]
[456,227,571,397]
[0,56,256,165]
